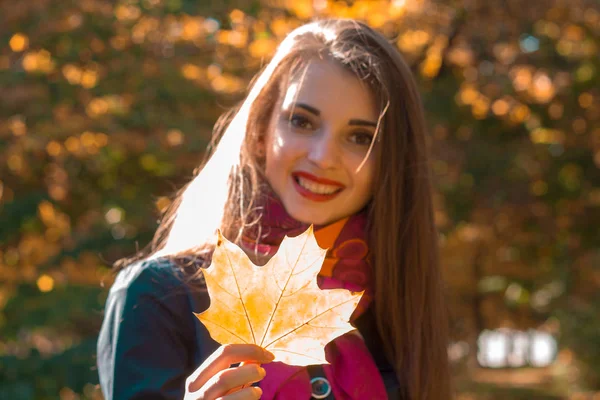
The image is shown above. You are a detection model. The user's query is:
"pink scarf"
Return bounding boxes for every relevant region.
[240,190,388,399]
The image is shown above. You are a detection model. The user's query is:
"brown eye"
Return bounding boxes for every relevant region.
[289,114,314,130]
[350,132,373,146]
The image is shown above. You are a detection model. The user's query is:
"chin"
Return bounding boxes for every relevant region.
[289,210,331,226]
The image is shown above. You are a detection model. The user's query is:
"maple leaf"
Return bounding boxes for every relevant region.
[194,226,363,366]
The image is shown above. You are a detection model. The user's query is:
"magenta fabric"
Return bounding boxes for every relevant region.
[240,188,387,399]
[259,332,388,399]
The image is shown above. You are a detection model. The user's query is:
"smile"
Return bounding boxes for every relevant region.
[291,172,344,202]
[296,176,340,194]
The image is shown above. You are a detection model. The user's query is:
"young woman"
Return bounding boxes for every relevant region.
[97,19,452,400]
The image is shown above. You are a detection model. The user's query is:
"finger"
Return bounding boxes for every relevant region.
[218,386,263,400]
[238,361,258,390]
[203,363,266,400]
[187,345,273,392]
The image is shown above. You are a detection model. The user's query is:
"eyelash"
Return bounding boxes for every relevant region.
[350,132,374,146]
[289,114,314,130]
[287,113,373,146]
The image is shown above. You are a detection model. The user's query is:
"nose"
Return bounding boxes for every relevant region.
[307,128,340,169]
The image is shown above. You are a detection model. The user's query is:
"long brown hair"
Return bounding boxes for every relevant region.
[115,19,452,400]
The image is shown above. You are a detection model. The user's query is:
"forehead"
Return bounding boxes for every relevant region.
[281,59,378,120]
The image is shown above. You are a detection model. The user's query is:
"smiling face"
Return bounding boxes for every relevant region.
[262,59,379,225]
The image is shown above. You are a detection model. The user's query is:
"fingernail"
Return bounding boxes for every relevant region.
[253,386,263,397]
[263,350,275,361]
[258,367,266,378]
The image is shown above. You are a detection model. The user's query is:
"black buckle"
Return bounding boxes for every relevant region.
[306,365,334,399]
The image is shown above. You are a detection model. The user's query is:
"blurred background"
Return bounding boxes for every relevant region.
[1,0,599,398]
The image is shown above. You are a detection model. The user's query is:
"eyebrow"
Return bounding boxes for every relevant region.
[349,119,377,128]
[294,103,320,116]
[292,103,377,128]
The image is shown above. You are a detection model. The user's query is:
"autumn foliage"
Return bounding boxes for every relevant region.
[1,0,599,398]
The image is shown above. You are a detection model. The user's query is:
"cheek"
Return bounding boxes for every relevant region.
[265,131,283,167]
[265,129,295,183]
[357,172,374,197]
[353,161,376,198]
[267,128,303,163]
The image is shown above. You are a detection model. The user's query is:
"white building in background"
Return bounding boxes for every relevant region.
[477,328,557,368]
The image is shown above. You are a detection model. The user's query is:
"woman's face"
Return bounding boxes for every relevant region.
[263,59,379,225]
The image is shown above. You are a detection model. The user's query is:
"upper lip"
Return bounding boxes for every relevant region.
[292,171,345,188]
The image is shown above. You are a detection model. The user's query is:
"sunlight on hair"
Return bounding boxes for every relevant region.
[154,34,301,257]
[154,119,244,256]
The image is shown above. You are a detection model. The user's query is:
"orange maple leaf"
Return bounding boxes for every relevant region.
[195,226,363,366]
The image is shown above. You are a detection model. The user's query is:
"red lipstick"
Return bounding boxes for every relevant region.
[292,171,345,187]
[291,171,345,202]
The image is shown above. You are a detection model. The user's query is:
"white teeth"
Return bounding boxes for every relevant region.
[296,177,341,195]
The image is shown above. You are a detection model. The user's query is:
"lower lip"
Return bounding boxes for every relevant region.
[292,177,343,202]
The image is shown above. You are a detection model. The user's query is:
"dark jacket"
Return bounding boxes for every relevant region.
[97,258,401,399]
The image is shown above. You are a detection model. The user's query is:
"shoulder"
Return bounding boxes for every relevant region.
[111,256,182,291]
[97,256,214,399]
[110,256,203,297]
[99,255,211,349]
[106,256,209,320]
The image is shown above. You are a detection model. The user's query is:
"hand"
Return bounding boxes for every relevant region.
[184,344,275,400]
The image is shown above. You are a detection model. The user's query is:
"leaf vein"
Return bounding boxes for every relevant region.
[262,295,359,349]
[222,244,256,344]
[259,232,311,347]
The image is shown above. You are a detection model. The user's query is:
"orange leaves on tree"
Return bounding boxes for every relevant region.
[195,226,363,366]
